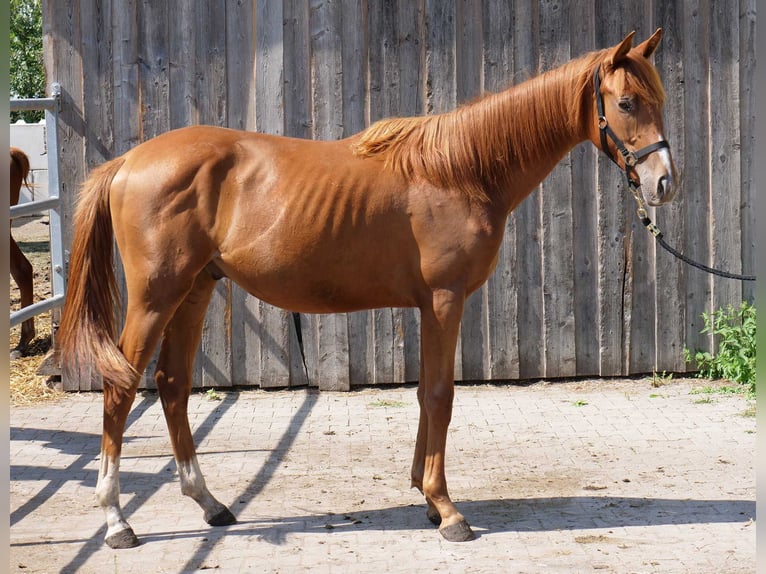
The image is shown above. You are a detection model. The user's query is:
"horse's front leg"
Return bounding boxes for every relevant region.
[414,289,475,542]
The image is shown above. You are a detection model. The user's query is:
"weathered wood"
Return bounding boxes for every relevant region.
[482,0,518,381]
[367,0,398,385]
[739,0,756,304]
[538,0,576,378]
[653,1,687,372]
[709,1,742,317]
[397,0,425,384]
[44,1,87,390]
[250,0,294,389]
[595,5,631,376]
[512,0,544,379]
[282,0,312,388]
[309,0,351,391]
[622,10,656,375]
[681,0,713,362]
[569,1,599,377]
[455,0,487,381]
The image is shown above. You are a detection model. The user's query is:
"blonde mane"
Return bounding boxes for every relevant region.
[352,47,665,202]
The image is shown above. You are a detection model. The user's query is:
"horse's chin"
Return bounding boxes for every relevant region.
[644,186,676,207]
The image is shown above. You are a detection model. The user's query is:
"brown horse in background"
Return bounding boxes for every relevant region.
[10,147,36,358]
[56,30,675,547]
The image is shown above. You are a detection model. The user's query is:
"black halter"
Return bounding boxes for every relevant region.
[593,65,669,190]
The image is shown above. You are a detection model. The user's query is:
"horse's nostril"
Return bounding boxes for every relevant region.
[658,176,668,196]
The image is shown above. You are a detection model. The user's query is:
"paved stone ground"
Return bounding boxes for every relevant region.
[10,378,755,573]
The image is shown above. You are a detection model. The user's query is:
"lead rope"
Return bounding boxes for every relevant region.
[627,179,756,282]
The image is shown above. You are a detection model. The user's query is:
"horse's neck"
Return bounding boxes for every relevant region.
[477,60,593,212]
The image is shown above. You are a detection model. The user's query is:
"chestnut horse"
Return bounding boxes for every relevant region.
[56,30,675,547]
[10,147,36,357]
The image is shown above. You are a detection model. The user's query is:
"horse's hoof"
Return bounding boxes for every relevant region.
[105,528,140,549]
[206,507,237,526]
[10,349,23,360]
[439,520,475,542]
[426,507,441,526]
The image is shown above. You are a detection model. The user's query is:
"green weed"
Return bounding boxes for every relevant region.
[684,302,755,398]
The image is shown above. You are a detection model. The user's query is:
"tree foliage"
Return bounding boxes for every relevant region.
[10,0,44,123]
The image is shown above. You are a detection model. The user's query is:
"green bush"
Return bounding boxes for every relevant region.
[684,302,756,397]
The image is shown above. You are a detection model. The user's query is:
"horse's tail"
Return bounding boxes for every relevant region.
[10,147,32,197]
[56,157,137,389]
[10,147,31,187]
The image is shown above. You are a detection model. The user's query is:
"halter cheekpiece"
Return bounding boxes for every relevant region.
[593,65,669,190]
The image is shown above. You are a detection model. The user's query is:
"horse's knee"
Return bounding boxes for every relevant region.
[423,385,454,419]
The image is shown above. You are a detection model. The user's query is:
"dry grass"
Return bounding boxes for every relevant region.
[9,313,66,406]
[10,215,66,406]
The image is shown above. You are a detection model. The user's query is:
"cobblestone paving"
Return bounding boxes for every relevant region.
[10,378,755,573]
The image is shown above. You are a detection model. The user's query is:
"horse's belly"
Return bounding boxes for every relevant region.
[215,251,421,314]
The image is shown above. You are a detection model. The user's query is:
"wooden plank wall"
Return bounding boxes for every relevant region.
[42,0,756,391]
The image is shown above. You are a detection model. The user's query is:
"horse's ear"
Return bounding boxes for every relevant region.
[636,27,663,58]
[606,31,635,67]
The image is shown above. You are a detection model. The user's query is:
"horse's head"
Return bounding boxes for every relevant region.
[590,28,677,207]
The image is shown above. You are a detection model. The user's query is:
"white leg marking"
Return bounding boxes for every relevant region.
[177,456,227,517]
[95,453,132,539]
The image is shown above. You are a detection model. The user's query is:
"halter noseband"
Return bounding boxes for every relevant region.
[593,65,669,190]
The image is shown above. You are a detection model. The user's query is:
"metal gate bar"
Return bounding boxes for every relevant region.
[10,84,66,328]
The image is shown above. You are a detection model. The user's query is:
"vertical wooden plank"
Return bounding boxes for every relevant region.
[425,0,455,116]
[366,0,397,385]
[341,0,369,386]
[482,0,519,381]
[397,0,425,383]
[621,11,656,375]
[512,0,544,379]
[456,0,487,381]
[310,0,351,391]
[709,1,742,316]
[131,0,167,386]
[680,0,713,363]
[569,0,599,376]
[137,0,169,141]
[284,0,312,139]
[250,0,295,389]
[283,0,313,387]
[739,0,756,304]
[227,0,256,132]
[168,0,196,130]
[424,0,459,379]
[43,0,87,390]
[653,0,688,373]
[227,0,256,387]
[538,0,576,378]
[594,4,632,376]
[111,0,142,386]
[80,0,114,167]
[398,0,425,115]
[455,0,482,104]
[194,0,232,388]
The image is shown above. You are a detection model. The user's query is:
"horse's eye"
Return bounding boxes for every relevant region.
[618,98,635,113]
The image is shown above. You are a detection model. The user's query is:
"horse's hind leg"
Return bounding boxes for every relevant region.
[154,271,236,527]
[98,300,182,548]
[10,234,35,356]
